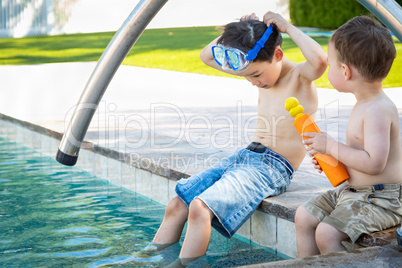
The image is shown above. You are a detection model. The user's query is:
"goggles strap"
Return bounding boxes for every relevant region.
[246,24,274,61]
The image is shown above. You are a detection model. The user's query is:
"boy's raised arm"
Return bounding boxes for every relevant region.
[263,12,327,82]
[200,37,220,69]
[199,37,241,76]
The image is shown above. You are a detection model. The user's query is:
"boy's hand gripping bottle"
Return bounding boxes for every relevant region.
[285,97,349,187]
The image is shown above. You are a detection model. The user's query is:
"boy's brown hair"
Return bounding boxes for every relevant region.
[330,16,396,81]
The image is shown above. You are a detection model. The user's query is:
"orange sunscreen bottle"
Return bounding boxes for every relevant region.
[285,97,349,187]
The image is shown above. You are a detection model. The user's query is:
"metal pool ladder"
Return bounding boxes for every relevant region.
[56,0,168,166]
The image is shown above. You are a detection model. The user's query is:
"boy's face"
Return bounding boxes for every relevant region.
[327,43,347,92]
[240,59,282,89]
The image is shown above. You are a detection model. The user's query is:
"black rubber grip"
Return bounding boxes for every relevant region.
[56,148,78,166]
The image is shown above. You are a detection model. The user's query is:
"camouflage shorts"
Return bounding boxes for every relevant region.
[302,183,402,242]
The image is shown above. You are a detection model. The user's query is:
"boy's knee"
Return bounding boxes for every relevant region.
[315,223,327,247]
[315,222,345,251]
[166,196,188,218]
[295,206,319,230]
[188,198,213,222]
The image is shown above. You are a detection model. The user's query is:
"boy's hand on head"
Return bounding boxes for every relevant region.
[263,11,290,33]
[241,13,259,21]
[302,132,336,155]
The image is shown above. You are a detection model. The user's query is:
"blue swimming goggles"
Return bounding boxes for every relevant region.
[212,24,274,71]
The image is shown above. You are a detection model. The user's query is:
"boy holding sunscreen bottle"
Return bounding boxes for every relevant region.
[295,16,402,257]
[152,11,327,267]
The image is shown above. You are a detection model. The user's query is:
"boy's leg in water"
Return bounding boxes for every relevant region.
[165,198,214,267]
[183,198,215,263]
[153,196,189,249]
[165,257,201,268]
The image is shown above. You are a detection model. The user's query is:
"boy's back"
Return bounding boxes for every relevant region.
[322,15,402,186]
[346,93,402,185]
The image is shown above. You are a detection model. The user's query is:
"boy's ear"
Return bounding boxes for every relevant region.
[274,47,283,62]
[342,63,352,81]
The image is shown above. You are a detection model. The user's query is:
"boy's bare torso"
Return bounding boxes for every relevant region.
[346,93,402,186]
[252,61,318,170]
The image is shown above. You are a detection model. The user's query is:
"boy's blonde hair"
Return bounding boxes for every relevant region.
[330,16,396,81]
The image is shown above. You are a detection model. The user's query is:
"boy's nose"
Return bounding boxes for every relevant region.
[246,77,258,85]
[250,79,260,86]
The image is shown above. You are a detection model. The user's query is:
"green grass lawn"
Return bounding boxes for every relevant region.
[0,26,400,88]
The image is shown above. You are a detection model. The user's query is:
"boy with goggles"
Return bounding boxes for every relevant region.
[211,24,274,71]
[153,11,327,267]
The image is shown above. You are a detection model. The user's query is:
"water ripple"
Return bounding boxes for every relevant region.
[63,238,105,246]
[55,227,97,233]
[0,136,286,267]
[53,248,111,258]
[88,254,164,268]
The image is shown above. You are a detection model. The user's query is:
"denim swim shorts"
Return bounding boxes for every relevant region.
[175,143,294,238]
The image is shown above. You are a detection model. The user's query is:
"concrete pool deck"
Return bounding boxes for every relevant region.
[1,62,401,264]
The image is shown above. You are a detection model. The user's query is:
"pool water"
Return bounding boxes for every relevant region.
[0,137,287,267]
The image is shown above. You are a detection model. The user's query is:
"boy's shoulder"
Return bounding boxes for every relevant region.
[287,57,327,81]
[277,60,318,90]
[278,60,303,82]
[348,92,398,132]
[362,93,397,117]
[351,90,394,111]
